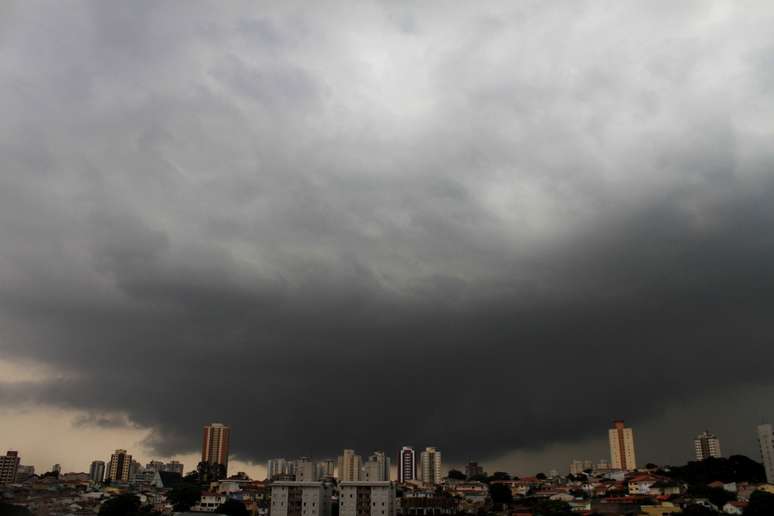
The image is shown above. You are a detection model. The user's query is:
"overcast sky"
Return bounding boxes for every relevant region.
[2,1,774,478]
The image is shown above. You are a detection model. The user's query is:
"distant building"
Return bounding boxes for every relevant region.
[15,465,34,482]
[202,422,231,474]
[270,481,332,516]
[757,424,774,483]
[268,458,290,479]
[317,459,336,479]
[595,459,610,471]
[339,481,396,516]
[0,451,20,484]
[146,460,165,472]
[420,447,442,485]
[694,430,722,461]
[107,449,132,482]
[296,457,317,482]
[89,460,105,483]
[365,451,391,481]
[164,460,184,475]
[338,449,363,481]
[569,459,594,475]
[398,447,416,483]
[608,420,637,471]
[51,464,61,475]
[465,462,484,479]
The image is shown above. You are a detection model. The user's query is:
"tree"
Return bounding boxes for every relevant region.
[529,499,572,516]
[217,500,249,516]
[681,504,716,516]
[535,472,547,480]
[645,463,659,470]
[745,490,774,516]
[168,482,201,512]
[665,455,765,484]
[488,483,513,506]
[486,471,511,483]
[99,494,141,516]
[685,485,735,508]
[0,503,33,516]
[447,469,466,480]
[195,461,227,483]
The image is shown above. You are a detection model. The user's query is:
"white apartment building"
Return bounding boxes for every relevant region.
[608,420,637,471]
[694,430,722,461]
[339,481,396,516]
[296,457,318,482]
[419,447,442,485]
[757,424,774,483]
[270,481,332,516]
[365,452,391,481]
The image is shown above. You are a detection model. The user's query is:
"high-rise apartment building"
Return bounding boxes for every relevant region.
[317,459,336,480]
[15,465,34,482]
[364,451,391,481]
[89,460,106,483]
[337,449,363,481]
[694,430,722,461]
[397,447,416,483]
[608,420,637,471]
[164,461,184,475]
[146,460,165,472]
[419,447,442,485]
[268,458,289,479]
[465,462,484,479]
[757,424,774,483]
[339,481,397,516]
[270,481,332,516]
[107,449,132,482]
[0,451,20,484]
[202,422,231,473]
[296,457,317,482]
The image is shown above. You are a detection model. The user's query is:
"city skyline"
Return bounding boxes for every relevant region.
[2,0,774,484]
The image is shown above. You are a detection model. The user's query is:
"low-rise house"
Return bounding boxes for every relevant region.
[723,501,747,514]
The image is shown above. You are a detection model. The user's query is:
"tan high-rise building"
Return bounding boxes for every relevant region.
[337,449,363,481]
[364,451,391,481]
[694,430,722,461]
[419,447,442,485]
[0,451,20,484]
[202,423,231,472]
[608,420,637,471]
[107,449,132,482]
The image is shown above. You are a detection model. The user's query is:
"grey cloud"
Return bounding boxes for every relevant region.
[1,1,774,471]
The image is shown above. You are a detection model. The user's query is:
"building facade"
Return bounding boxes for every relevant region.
[338,449,363,481]
[268,458,289,479]
[0,451,20,484]
[365,452,391,482]
[465,462,484,479]
[107,449,132,482]
[419,447,442,485]
[608,420,637,471]
[317,459,336,480]
[694,430,722,461]
[164,461,184,474]
[270,481,332,516]
[296,457,318,482]
[89,460,106,483]
[398,447,416,483]
[757,424,774,483]
[202,422,231,473]
[15,465,34,482]
[339,481,396,516]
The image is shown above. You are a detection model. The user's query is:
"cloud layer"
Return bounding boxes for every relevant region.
[2,1,774,469]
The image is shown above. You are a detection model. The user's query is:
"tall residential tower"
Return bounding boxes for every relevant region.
[694,430,722,461]
[757,424,774,483]
[398,446,416,483]
[608,420,637,471]
[202,422,231,473]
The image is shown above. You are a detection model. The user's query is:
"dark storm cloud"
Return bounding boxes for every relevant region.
[2,1,774,467]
